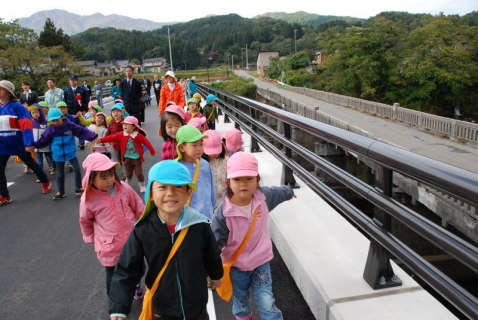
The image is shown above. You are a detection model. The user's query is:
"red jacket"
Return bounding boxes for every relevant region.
[159,81,185,114]
[100,131,156,162]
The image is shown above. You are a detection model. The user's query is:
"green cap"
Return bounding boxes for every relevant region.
[56,101,68,108]
[187,98,198,104]
[38,101,49,108]
[175,125,208,160]
[89,105,103,113]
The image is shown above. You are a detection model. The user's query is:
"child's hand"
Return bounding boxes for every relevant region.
[75,111,82,118]
[25,146,35,152]
[292,194,297,199]
[207,278,222,290]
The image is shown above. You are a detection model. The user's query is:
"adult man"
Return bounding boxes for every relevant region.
[142,75,152,95]
[93,80,103,107]
[152,74,163,105]
[0,80,51,205]
[19,81,39,108]
[82,80,92,98]
[187,76,197,99]
[64,75,89,149]
[120,66,142,123]
[44,78,64,108]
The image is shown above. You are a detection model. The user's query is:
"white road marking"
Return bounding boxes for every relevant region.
[207,289,217,320]
[7,182,14,187]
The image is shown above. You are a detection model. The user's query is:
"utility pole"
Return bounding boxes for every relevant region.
[231,55,234,71]
[294,29,298,54]
[246,43,249,71]
[168,26,173,71]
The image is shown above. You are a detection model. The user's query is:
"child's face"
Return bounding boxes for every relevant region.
[89,108,97,117]
[178,140,204,162]
[96,115,106,126]
[42,107,49,116]
[151,182,192,216]
[92,170,115,192]
[165,117,182,139]
[112,109,122,120]
[195,98,201,104]
[123,123,135,134]
[188,103,197,113]
[228,176,259,204]
[59,107,68,115]
[31,109,40,120]
[51,118,64,126]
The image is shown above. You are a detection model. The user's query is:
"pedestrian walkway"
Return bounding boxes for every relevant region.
[236,71,478,173]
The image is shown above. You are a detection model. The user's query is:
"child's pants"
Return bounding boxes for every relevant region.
[230,263,283,320]
[154,309,209,320]
[56,157,81,193]
[36,151,55,170]
[123,158,144,183]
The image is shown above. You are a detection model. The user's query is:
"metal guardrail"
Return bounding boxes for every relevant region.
[278,84,478,144]
[197,83,478,319]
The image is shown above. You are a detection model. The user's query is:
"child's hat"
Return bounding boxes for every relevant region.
[223,128,243,153]
[193,93,202,99]
[187,117,206,130]
[227,152,258,179]
[165,70,176,79]
[81,153,120,190]
[38,101,49,108]
[28,104,40,111]
[206,94,218,105]
[56,101,68,108]
[203,130,223,155]
[137,160,198,223]
[48,108,63,121]
[88,103,103,113]
[111,103,124,113]
[175,125,208,160]
[95,112,107,120]
[165,103,186,120]
[187,98,198,105]
[123,116,146,135]
[114,98,124,104]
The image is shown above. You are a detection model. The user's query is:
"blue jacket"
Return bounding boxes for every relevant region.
[34,120,97,162]
[0,100,34,156]
[187,80,197,95]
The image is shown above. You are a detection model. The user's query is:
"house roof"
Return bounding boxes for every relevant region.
[67,60,96,67]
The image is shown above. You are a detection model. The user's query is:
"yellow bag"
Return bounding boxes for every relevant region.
[139,227,189,320]
[216,208,259,302]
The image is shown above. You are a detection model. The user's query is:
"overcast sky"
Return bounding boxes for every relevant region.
[2,0,476,22]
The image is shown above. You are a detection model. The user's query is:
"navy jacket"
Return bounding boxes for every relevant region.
[64,86,90,114]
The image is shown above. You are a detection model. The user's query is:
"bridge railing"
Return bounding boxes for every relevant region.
[197,83,478,319]
[278,84,478,144]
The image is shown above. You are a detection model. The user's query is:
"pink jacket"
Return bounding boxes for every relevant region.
[211,186,293,271]
[79,181,145,266]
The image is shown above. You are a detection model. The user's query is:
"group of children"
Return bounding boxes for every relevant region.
[24,83,296,319]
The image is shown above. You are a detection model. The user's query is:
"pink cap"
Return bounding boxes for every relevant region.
[223,128,243,153]
[188,117,206,129]
[227,152,258,178]
[88,100,98,108]
[114,98,124,104]
[165,104,186,120]
[81,153,120,189]
[123,116,146,135]
[203,130,223,155]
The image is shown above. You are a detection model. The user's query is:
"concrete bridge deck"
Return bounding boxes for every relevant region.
[236,71,478,174]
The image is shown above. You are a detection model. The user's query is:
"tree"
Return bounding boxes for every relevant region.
[38,18,72,52]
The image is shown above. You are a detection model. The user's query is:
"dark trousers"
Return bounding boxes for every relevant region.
[207,121,216,130]
[56,157,81,193]
[105,266,115,294]
[36,151,55,170]
[154,309,209,320]
[123,158,144,182]
[0,154,49,197]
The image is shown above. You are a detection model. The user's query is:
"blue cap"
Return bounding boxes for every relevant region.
[48,108,63,121]
[69,75,78,80]
[111,103,124,113]
[137,160,198,223]
[206,94,218,105]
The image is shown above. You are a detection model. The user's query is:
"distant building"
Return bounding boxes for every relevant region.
[142,57,168,73]
[256,51,279,75]
[95,62,115,76]
[66,60,96,75]
[315,51,325,65]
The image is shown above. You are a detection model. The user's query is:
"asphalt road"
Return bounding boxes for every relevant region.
[0,94,315,319]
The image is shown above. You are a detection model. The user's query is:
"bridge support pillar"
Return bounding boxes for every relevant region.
[314,141,345,186]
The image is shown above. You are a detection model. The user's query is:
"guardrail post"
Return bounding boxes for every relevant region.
[281,122,299,188]
[363,165,402,289]
[249,108,262,153]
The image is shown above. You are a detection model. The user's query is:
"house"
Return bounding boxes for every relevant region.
[95,62,115,76]
[142,57,168,73]
[315,51,325,65]
[66,60,97,75]
[256,51,279,75]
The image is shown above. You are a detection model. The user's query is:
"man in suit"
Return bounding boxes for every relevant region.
[152,74,163,106]
[120,66,143,124]
[19,82,39,108]
[82,80,92,99]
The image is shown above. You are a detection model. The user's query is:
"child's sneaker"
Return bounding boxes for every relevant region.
[66,163,73,172]
[24,167,33,173]
[36,179,40,183]
[75,188,85,196]
[0,196,12,205]
[41,181,52,194]
[49,167,56,175]
[134,286,144,300]
[52,192,66,200]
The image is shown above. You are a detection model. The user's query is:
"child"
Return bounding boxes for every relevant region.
[56,100,87,151]
[106,104,125,177]
[184,98,203,123]
[223,128,244,156]
[211,152,295,320]
[78,103,110,127]
[38,101,50,120]
[30,108,98,199]
[108,160,223,320]
[203,94,219,130]
[188,116,207,133]
[159,104,186,161]
[193,93,203,111]
[202,129,228,209]
[79,153,144,297]
[114,100,130,117]
[98,116,156,193]
[175,125,216,218]
[87,112,111,158]
[29,104,56,175]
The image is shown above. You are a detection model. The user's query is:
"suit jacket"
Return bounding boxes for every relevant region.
[152,79,163,93]
[120,78,142,114]
[19,91,39,106]
[142,79,152,93]
[64,86,90,114]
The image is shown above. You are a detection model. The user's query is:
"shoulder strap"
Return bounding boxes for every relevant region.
[186,159,201,206]
[225,207,259,265]
[206,104,216,122]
